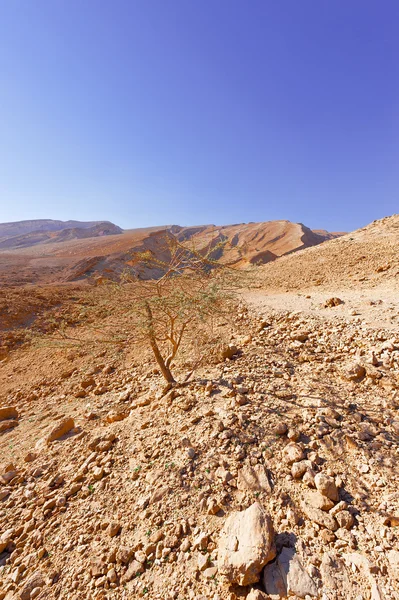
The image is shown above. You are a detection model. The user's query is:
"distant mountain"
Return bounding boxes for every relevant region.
[0,219,123,249]
[0,219,120,240]
[0,218,345,286]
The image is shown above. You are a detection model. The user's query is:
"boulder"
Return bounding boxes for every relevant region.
[218,502,275,586]
[237,464,272,493]
[264,547,318,598]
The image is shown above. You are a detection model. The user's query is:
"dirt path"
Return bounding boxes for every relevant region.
[243,285,399,332]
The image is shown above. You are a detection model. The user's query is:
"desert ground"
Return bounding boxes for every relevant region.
[0,215,398,600]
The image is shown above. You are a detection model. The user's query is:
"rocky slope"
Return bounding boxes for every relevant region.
[254,215,399,292]
[0,215,398,600]
[1,286,399,599]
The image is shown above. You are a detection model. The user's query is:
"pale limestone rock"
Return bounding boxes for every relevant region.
[46,417,75,443]
[218,502,275,585]
[301,501,338,531]
[263,547,318,598]
[314,473,339,501]
[237,464,272,493]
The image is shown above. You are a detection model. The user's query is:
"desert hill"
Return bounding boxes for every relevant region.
[0,219,341,286]
[254,214,399,292]
[0,220,122,251]
[0,219,119,240]
[0,214,399,599]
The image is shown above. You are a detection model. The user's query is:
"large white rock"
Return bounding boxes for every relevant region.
[263,547,318,598]
[218,502,275,586]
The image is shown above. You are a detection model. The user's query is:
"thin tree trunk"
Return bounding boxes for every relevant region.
[144,301,175,383]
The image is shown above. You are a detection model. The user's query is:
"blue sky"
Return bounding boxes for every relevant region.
[0,1,397,232]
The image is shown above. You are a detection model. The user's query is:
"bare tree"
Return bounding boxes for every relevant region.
[119,236,230,382]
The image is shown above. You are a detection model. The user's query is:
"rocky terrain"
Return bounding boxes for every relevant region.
[0,215,398,600]
[0,220,340,287]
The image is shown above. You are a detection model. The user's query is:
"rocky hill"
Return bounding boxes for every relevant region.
[0,221,123,250]
[0,219,119,240]
[255,214,399,292]
[0,220,341,286]
[0,214,398,599]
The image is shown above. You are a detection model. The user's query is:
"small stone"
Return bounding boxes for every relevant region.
[274,422,288,435]
[24,452,37,463]
[221,344,238,360]
[0,420,18,432]
[291,461,310,479]
[93,467,104,481]
[46,417,75,443]
[283,443,305,464]
[197,552,209,571]
[121,560,145,583]
[203,566,218,579]
[180,539,191,552]
[301,501,338,531]
[0,406,18,420]
[237,463,272,493]
[107,522,121,537]
[304,490,335,511]
[116,546,133,564]
[315,473,339,501]
[187,447,196,459]
[19,571,45,600]
[107,568,117,583]
[335,511,354,530]
[106,410,128,423]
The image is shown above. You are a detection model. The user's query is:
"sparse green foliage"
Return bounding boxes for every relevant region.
[116,236,234,382]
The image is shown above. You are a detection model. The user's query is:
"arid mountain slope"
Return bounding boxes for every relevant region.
[0,220,340,286]
[0,219,119,240]
[0,223,123,250]
[255,214,399,292]
[173,221,335,267]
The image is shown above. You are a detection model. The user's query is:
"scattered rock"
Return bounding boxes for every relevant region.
[325,297,344,307]
[218,502,275,585]
[237,463,272,493]
[46,417,75,443]
[264,547,318,598]
[301,501,338,531]
[304,490,334,511]
[221,344,239,360]
[314,473,339,501]
[283,442,305,464]
[19,571,45,600]
[0,406,18,420]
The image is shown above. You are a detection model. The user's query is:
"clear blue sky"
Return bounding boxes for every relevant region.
[0,1,398,232]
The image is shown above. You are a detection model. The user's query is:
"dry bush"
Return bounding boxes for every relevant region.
[39,236,240,383]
